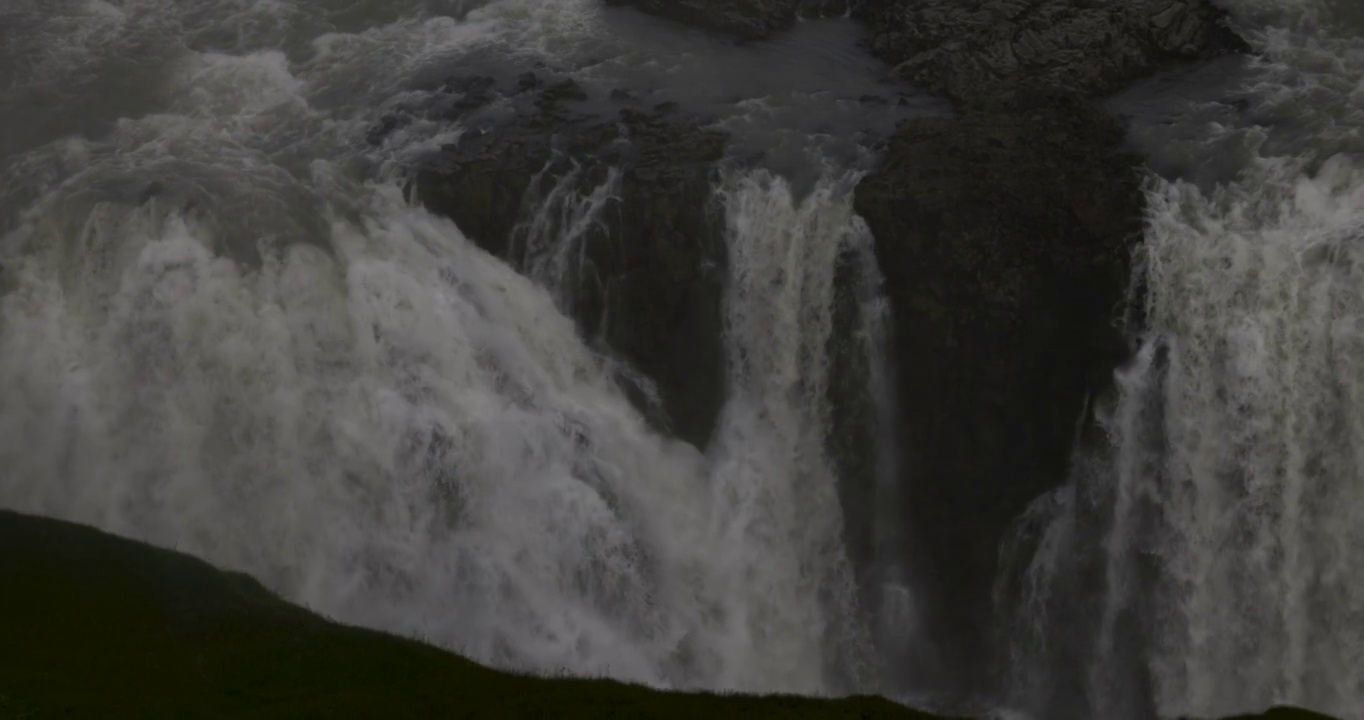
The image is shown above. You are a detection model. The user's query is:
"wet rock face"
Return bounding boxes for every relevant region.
[859,0,1247,106]
[394,74,730,450]
[846,0,1246,699]
[856,96,1144,692]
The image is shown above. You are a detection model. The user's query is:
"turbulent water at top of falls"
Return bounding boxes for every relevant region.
[0,0,914,700]
[998,1,1364,719]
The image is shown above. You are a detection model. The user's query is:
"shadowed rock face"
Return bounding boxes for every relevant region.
[402,75,730,449]
[860,0,1247,107]
[603,0,862,39]
[845,0,1246,701]
[1207,711,1340,720]
[856,95,1144,695]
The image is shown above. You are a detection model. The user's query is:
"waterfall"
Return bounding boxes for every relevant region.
[999,2,1364,717]
[0,0,911,699]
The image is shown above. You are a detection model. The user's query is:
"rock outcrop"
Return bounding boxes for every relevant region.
[855,95,1143,692]
[860,0,1247,106]
[396,74,730,449]
[0,508,963,719]
[431,0,1247,701]
[845,0,1247,699]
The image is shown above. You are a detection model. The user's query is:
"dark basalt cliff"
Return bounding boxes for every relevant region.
[608,0,1245,91]
[0,508,1336,719]
[586,0,1249,700]
[0,509,958,719]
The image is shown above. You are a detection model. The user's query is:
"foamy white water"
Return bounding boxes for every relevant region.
[709,169,878,691]
[0,0,900,698]
[1000,1,1364,718]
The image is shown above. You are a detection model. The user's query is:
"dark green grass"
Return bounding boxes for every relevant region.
[0,510,955,719]
[0,509,1337,720]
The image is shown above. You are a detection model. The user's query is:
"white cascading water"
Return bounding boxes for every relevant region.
[508,164,621,317]
[0,0,897,699]
[1000,1,1364,718]
[844,210,920,691]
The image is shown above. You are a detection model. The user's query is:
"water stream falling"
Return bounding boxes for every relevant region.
[0,0,911,701]
[11,0,1360,716]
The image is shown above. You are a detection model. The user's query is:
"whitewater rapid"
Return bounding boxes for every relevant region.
[999,1,1364,718]
[0,0,907,700]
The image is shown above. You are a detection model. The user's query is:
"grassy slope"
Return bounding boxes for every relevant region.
[0,509,956,720]
[0,509,1337,720]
